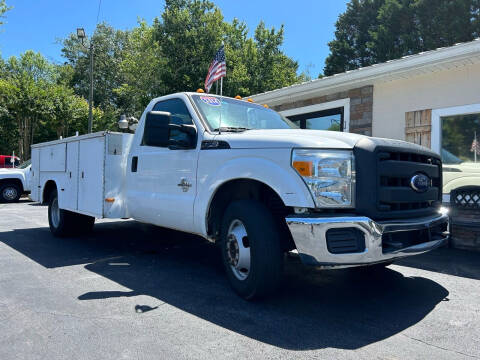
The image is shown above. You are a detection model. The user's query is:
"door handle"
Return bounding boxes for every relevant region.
[131,156,138,172]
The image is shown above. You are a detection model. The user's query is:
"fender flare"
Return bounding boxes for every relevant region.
[194,156,314,235]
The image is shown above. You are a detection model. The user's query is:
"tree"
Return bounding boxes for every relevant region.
[114,20,166,117]
[0,51,101,158]
[62,23,129,112]
[324,0,480,76]
[154,0,225,94]
[154,1,302,97]
[0,0,11,28]
[61,0,304,120]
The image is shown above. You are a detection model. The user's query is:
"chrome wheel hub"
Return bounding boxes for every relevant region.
[50,197,60,228]
[226,219,251,281]
[2,187,17,201]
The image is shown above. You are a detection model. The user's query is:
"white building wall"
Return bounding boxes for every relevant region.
[372,62,480,141]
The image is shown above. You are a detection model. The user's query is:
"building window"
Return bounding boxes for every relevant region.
[432,104,480,202]
[279,98,350,132]
[441,113,480,164]
[287,107,344,131]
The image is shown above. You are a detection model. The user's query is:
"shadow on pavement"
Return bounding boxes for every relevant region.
[396,247,480,281]
[1,220,449,351]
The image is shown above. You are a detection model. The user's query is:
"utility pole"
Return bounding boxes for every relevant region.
[88,41,94,133]
[77,28,94,133]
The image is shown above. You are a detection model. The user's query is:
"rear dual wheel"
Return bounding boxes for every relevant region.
[48,189,95,237]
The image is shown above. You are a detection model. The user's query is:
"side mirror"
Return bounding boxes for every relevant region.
[143,111,171,147]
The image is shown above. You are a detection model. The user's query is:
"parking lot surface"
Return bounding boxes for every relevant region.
[0,200,479,360]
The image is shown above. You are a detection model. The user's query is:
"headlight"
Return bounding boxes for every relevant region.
[292,149,355,208]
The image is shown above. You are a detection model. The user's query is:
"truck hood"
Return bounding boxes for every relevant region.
[214,129,366,149]
[0,168,24,175]
[444,163,480,173]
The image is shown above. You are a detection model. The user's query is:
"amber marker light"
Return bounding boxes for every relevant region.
[263,104,269,108]
[292,161,313,177]
[105,198,115,203]
[197,88,205,93]
[235,95,242,99]
[247,98,253,102]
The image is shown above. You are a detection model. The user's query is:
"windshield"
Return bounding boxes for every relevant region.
[191,95,298,131]
[17,159,31,169]
[441,148,463,164]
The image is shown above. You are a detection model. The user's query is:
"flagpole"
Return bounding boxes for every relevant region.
[473,130,478,162]
[218,77,223,134]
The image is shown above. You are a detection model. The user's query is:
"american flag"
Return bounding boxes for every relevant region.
[204,45,226,93]
[471,136,480,155]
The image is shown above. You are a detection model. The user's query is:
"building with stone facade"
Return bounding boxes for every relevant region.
[251,39,480,250]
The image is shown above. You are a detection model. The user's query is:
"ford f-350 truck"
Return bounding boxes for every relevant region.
[31,92,449,299]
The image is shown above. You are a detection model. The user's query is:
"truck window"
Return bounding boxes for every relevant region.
[151,98,194,146]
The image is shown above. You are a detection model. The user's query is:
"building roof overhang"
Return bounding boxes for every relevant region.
[251,39,480,106]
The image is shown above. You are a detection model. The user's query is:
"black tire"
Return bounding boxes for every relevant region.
[220,200,284,300]
[48,189,95,237]
[74,214,95,234]
[0,183,21,203]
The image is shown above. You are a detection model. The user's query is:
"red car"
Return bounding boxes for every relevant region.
[0,155,20,168]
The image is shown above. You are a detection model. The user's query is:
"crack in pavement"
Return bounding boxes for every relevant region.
[401,333,479,359]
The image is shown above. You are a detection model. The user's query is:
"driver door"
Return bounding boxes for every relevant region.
[127,98,199,232]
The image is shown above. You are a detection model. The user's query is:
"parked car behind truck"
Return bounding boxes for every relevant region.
[0,160,31,202]
[0,155,20,168]
[31,92,449,299]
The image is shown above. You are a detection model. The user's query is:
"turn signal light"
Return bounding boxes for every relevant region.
[293,161,313,177]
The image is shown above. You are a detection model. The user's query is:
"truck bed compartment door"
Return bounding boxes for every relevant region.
[63,141,79,210]
[39,143,66,172]
[30,148,40,201]
[78,137,104,217]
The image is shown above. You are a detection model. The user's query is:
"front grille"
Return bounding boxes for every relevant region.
[377,150,441,213]
[354,138,442,220]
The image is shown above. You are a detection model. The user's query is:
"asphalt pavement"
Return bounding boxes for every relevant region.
[0,199,479,360]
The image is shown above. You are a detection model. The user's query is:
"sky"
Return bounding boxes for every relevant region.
[0,0,349,78]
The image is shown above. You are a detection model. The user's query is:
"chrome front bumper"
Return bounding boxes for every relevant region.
[285,213,449,268]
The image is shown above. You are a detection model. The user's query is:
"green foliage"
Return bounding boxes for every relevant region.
[1,0,304,156]
[0,0,11,27]
[325,0,480,76]
[61,0,303,119]
[0,51,102,158]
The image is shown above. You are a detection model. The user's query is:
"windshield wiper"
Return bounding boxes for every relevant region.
[213,127,251,132]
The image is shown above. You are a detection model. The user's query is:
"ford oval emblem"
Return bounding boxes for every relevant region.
[410,173,431,193]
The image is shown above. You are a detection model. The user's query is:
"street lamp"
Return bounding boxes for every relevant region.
[77,27,94,134]
[76,28,86,39]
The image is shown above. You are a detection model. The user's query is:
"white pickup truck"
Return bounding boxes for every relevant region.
[0,160,32,202]
[31,92,449,299]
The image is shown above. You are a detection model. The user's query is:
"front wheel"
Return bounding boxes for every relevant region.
[0,183,21,203]
[220,200,284,300]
